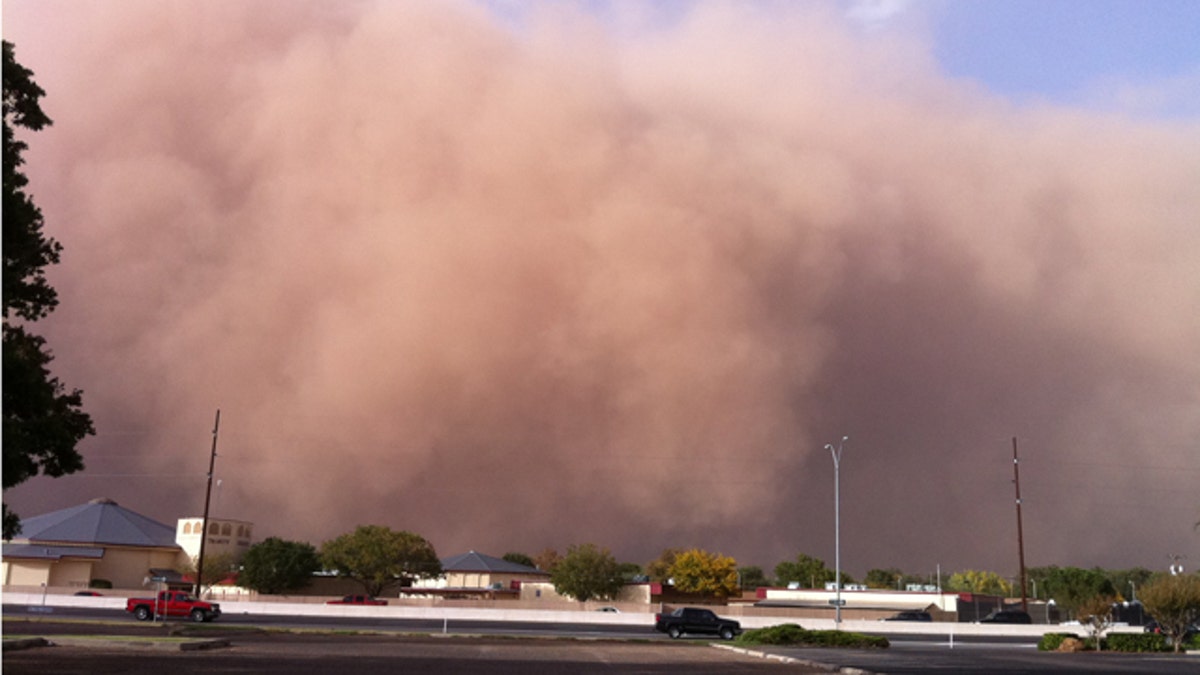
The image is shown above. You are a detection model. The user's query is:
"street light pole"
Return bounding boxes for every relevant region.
[825,436,848,628]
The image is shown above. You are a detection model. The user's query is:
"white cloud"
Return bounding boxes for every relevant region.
[845,0,912,26]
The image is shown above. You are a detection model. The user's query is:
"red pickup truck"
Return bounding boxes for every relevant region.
[126,590,221,622]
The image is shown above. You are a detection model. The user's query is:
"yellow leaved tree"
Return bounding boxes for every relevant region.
[669,548,740,598]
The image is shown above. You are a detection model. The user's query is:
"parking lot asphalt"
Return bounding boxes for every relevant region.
[2,621,820,674]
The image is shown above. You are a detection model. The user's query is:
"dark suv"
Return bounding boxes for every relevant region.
[979,609,1032,624]
[884,610,932,621]
[654,607,742,640]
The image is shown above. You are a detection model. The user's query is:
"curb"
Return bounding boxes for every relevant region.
[711,643,879,674]
[5,636,231,652]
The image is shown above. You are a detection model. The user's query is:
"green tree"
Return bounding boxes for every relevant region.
[1027,566,1115,616]
[738,566,770,590]
[616,561,644,582]
[502,552,535,568]
[1138,574,1200,653]
[945,570,1012,596]
[550,543,623,602]
[865,568,904,590]
[2,40,94,540]
[239,537,321,595]
[320,525,441,597]
[178,551,240,597]
[774,553,843,588]
[1103,567,1154,602]
[668,549,740,598]
[646,548,686,582]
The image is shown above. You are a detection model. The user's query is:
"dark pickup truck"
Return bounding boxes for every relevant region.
[654,607,741,640]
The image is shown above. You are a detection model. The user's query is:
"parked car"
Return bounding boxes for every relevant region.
[74,590,103,597]
[979,609,1032,624]
[327,595,387,605]
[653,607,741,640]
[594,606,620,613]
[883,610,932,621]
[1144,620,1199,640]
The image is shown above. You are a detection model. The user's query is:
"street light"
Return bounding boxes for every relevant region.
[825,436,848,628]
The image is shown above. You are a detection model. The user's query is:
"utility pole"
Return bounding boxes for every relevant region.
[194,410,220,598]
[1012,437,1028,612]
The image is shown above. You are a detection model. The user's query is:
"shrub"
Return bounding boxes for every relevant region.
[735,624,809,645]
[1106,633,1168,653]
[1037,633,1080,651]
[735,623,889,649]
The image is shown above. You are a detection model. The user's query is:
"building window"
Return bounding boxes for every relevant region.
[209,523,220,534]
[221,523,232,536]
[236,525,245,537]
[182,523,192,534]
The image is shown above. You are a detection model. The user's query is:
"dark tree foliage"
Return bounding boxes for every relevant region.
[616,561,644,582]
[774,553,854,588]
[864,568,903,590]
[738,565,771,590]
[550,543,624,602]
[320,525,441,597]
[3,40,94,540]
[239,537,321,595]
[1027,566,1116,615]
[502,552,535,568]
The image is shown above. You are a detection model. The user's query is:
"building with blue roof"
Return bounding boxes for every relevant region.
[1,498,187,590]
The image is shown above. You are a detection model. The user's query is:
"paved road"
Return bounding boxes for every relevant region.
[8,608,1197,674]
[4,631,808,675]
[750,640,1200,674]
[4,604,1036,645]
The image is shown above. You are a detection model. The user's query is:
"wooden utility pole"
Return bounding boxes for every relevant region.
[1013,437,1028,612]
[194,410,220,597]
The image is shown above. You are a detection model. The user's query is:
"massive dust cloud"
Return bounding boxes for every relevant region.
[6,0,1198,574]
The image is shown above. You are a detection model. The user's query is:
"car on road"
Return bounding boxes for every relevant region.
[883,610,932,621]
[979,609,1032,624]
[126,590,220,622]
[327,595,387,605]
[73,590,103,596]
[653,607,741,640]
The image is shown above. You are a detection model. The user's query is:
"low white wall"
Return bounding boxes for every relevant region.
[1,592,1143,635]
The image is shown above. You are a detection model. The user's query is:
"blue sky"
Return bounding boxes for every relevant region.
[926,0,1200,116]
[480,0,1200,118]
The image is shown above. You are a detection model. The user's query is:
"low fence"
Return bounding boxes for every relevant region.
[2,589,1145,637]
